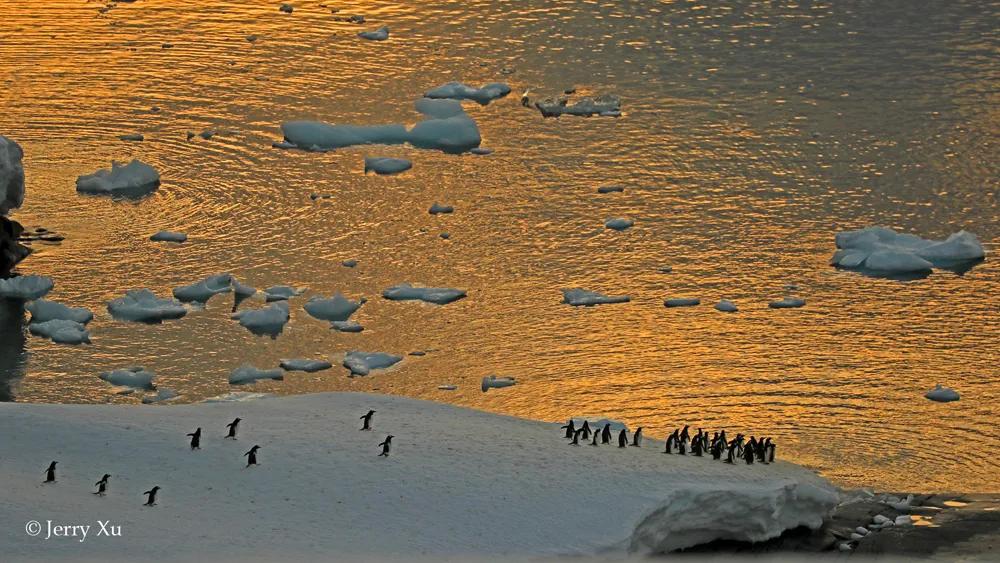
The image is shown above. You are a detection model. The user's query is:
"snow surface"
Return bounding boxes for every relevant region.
[172,273,232,303]
[364,156,411,175]
[150,231,187,243]
[831,226,985,275]
[107,289,187,323]
[925,384,960,403]
[0,275,54,300]
[0,392,839,561]
[0,135,25,214]
[357,26,389,41]
[75,159,160,197]
[229,365,284,385]
[424,82,512,105]
[382,283,466,305]
[343,352,402,376]
[562,288,630,306]
[303,293,364,322]
[99,367,156,390]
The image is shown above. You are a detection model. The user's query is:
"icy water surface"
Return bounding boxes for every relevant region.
[0,0,997,492]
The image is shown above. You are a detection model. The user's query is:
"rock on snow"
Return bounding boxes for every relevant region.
[424,82,512,105]
[0,275,54,300]
[108,289,187,322]
[230,365,284,385]
[562,288,630,306]
[831,226,985,275]
[925,384,960,403]
[343,351,402,376]
[75,159,160,197]
[382,283,466,305]
[364,157,411,175]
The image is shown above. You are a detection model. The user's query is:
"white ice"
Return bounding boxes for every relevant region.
[665,298,700,308]
[26,299,93,324]
[364,157,411,175]
[535,94,622,117]
[714,300,739,312]
[382,283,466,305]
[173,273,233,303]
[481,375,516,392]
[424,82,512,105]
[925,384,959,403]
[0,135,25,214]
[769,297,806,309]
[231,302,289,336]
[150,231,187,243]
[280,359,333,373]
[831,226,985,274]
[343,351,402,376]
[605,218,634,231]
[107,289,187,322]
[229,365,284,385]
[357,26,389,41]
[99,367,156,390]
[75,159,160,197]
[303,293,364,322]
[28,319,91,344]
[562,288,630,306]
[0,275,53,300]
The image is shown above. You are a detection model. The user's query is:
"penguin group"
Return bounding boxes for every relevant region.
[561,419,776,466]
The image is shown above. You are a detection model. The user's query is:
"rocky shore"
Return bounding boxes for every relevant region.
[0,135,30,276]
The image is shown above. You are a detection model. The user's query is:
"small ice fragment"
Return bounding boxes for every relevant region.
[714,300,738,312]
[429,203,454,215]
[76,159,160,197]
[142,388,179,404]
[332,321,364,332]
[769,297,806,309]
[358,26,389,41]
[100,367,156,390]
[118,133,144,142]
[150,230,187,243]
[535,94,621,117]
[29,319,91,344]
[279,359,333,373]
[382,283,466,305]
[364,157,411,175]
[0,275,54,300]
[264,285,305,301]
[925,384,960,403]
[107,289,187,322]
[481,375,516,392]
[665,298,700,308]
[173,273,232,303]
[232,279,257,297]
[342,259,358,268]
[437,385,457,391]
[424,82,511,105]
[229,365,284,385]
[303,293,364,322]
[597,185,624,193]
[470,147,493,155]
[562,288,629,306]
[343,351,402,376]
[26,299,93,324]
[231,301,289,337]
[605,218,634,231]
[440,232,450,239]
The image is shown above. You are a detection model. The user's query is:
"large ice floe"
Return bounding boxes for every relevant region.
[831,226,985,277]
[535,94,622,117]
[303,293,364,322]
[280,98,481,154]
[0,393,840,559]
[343,351,402,376]
[0,275,53,300]
[173,273,232,303]
[99,367,156,390]
[424,82,511,105]
[229,365,284,385]
[364,157,411,175]
[28,319,91,345]
[231,302,289,337]
[562,288,630,306]
[75,159,160,197]
[108,289,187,322]
[382,283,466,305]
[27,298,95,326]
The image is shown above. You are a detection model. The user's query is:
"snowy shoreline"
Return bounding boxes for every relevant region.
[2,392,839,561]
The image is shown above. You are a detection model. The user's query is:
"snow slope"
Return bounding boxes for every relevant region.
[0,393,838,561]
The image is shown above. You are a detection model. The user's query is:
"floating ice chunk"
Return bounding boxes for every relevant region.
[382,283,467,305]
[100,367,156,390]
[26,299,93,324]
[76,159,160,197]
[470,147,493,155]
[231,301,289,337]
[665,298,700,308]
[438,384,457,390]
[281,122,409,151]
[481,375,516,392]
[925,384,959,403]
[714,300,738,312]
[1,135,25,214]
[342,259,358,268]
[429,203,454,214]
[280,359,333,372]
[424,82,512,105]
[364,157,411,175]
[0,275,53,300]
[358,26,389,41]
[142,388,179,404]
[535,94,621,117]
[279,3,293,14]
[303,293,364,322]
[201,391,271,403]
[832,226,985,276]
[769,297,805,309]
[29,319,91,344]
[230,365,284,385]
[605,218,634,231]
[332,321,364,332]
[118,133,144,142]
[343,351,402,376]
[597,185,624,194]
[264,285,305,301]
[173,273,232,303]
[233,279,256,297]
[150,230,187,242]
[562,288,629,306]
[439,232,450,239]
[107,289,187,322]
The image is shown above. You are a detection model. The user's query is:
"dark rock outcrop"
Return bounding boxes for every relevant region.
[0,135,29,276]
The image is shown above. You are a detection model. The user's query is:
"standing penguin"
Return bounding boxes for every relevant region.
[225,417,241,439]
[742,443,756,465]
[711,440,724,460]
[601,423,612,444]
[664,434,674,454]
[44,461,57,483]
[766,439,776,463]
[580,421,592,440]
[569,428,582,446]
[630,427,643,447]
[360,410,375,431]
[680,425,690,444]
[590,430,600,446]
[143,486,160,506]
[725,443,737,464]
[187,427,201,450]
[244,445,261,467]
[378,435,394,457]
[94,474,110,496]
[692,437,703,457]
[618,428,628,448]
[561,419,576,439]
[678,438,687,456]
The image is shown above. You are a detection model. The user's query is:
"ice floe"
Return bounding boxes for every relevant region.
[382,283,466,305]
[665,298,700,308]
[597,185,624,194]
[364,157,411,175]
[769,297,806,309]
[331,321,364,332]
[470,147,493,155]
[28,319,91,344]
[925,384,959,403]
[831,226,985,276]
[173,273,233,303]
[280,359,333,373]
[562,288,630,306]
[437,384,458,391]
[231,301,289,337]
[535,94,621,118]
[100,367,156,390]
[428,202,454,214]
[357,26,389,41]
[714,300,738,312]
[264,285,305,301]
[150,230,187,243]
[279,3,293,14]
[118,133,144,142]
[605,218,634,231]
[26,299,93,324]
[341,259,358,268]
[75,159,160,197]
[481,375,516,392]
[107,289,187,322]
[230,365,284,385]
[0,275,53,300]
[142,388,179,404]
[424,82,511,105]
[303,293,364,322]
[343,351,402,376]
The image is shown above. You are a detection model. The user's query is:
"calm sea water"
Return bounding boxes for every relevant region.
[0,0,997,492]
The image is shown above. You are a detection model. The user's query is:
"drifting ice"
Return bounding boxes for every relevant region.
[232,302,289,337]
[264,285,305,301]
[428,203,454,214]
[150,231,187,242]
[332,321,364,332]
[535,95,621,117]
[562,288,630,306]
[107,289,187,322]
[382,283,466,305]
[280,359,333,373]
[424,82,511,105]
[343,352,402,376]
[0,275,53,300]
[714,300,738,312]
[925,384,959,402]
[481,375,516,392]
[27,299,93,324]
[358,26,389,41]
[75,159,160,197]
[28,319,91,344]
[605,218,634,231]
[769,297,806,309]
[303,294,364,322]
[364,157,411,175]
[173,273,232,303]
[831,226,985,275]
[665,298,700,308]
[230,365,284,385]
[100,367,156,390]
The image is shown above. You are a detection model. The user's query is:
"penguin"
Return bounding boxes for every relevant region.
[560,419,576,439]
[569,428,582,446]
[601,423,612,444]
[742,443,756,465]
[94,474,110,496]
[378,435,393,457]
[630,427,643,447]
[225,417,241,439]
[680,425,690,444]
[580,420,592,440]
[692,437,703,457]
[187,427,201,450]
[664,434,674,454]
[678,439,686,456]
[719,429,728,446]
[143,486,160,506]
[44,461,57,483]
[244,445,261,467]
[590,430,599,446]
[711,440,723,460]
[755,437,766,462]
[360,410,375,431]
[766,439,776,463]
[618,428,628,448]
[725,443,736,464]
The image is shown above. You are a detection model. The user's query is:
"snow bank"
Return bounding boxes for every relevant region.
[172,273,232,303]
[925,384,960,402]
[0,275,53,300]
[562,288,630,306]
[99,367,156,390]
[231,302,289,337]
[279,359,332,373]
[107,289,187,322]
[343,351,402,376]
[0,392,838,561]
[831,226,985,275]
[28,319,91,344]
[229,365,284,385]
[0,135,25,214]
[535,94,621,117]
[424,82,511,105]
[364,157,411,175]
[303,293,364,322]
[75,159,160,197]
[357,26,389,41]
[150,231,187,243]
[382,283,466,305]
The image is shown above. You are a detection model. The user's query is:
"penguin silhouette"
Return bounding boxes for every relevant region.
[570,428,582,446]
[44,461,57,483]
[378,435,394,457]
[601,423,612,444]
[678,439,686,456]
[225,417,241,439]
[244,445,261,467]
[187,427,201,450]
[711,440,723,460]
[766,439,776,463]
[143,486,160,506]
[360,410,375,431]
[94,474,110,496]
[630,427,643,447]
[692,437,703,457]
[742,443,755,465]
[664,434,674,454]
[590,430,599,446]
[580,421,592,440]
[725,443,737,464]
[560,419,575,439]
[618,428,628,448]
[680,425,690,444]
